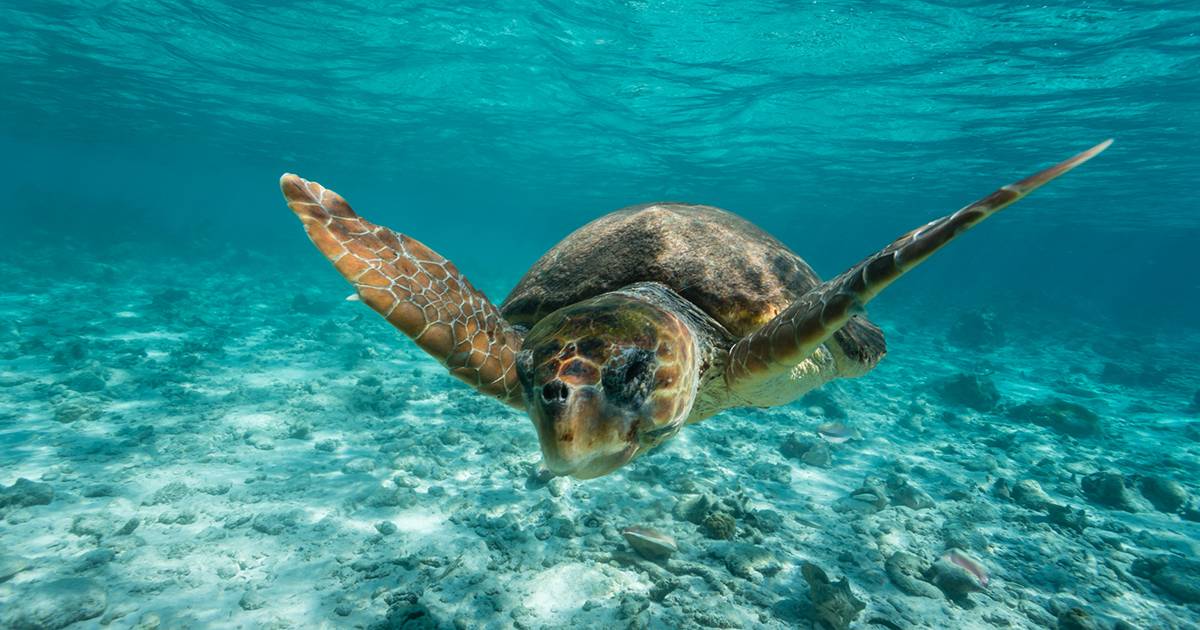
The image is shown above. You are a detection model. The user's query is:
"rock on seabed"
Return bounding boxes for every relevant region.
[2,578,107,629]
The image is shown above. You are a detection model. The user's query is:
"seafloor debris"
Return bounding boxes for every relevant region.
[936,373,1001,411]
[1,246,1196,628]
[0,478,54,511]
[802,561,865,630]
[621,526,677,561]
[927,548,988,602]
[1132,555,1200,604]
[1081,471,1145,512]
[701,512,737,540]
[1136,476,1189,513]
[1008,398,1102,437]
[886,474,936,510]
[0,578,108,629]
[780,433,834,467]
[885,551,941,599]
[723,543,779,581]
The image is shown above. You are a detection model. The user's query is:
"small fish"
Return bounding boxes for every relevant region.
[622,526,677,561]
[942,548,989,589]
[345,293,361,302]
[816,422,860,444]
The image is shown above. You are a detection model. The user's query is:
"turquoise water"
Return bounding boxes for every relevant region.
[2,1,1198,628]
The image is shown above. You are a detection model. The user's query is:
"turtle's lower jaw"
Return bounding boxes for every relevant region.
[543,441,640,480]
[525,379,647,479]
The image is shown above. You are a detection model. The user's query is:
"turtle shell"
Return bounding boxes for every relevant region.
[500,203,885,366]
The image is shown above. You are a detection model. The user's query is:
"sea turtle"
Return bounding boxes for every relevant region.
[280,140,1109,479]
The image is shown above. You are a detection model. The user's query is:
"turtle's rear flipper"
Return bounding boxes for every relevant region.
[281,174,526,408]
[725,140,1111,393]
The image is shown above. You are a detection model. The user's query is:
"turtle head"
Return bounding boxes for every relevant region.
[516,291,699,479]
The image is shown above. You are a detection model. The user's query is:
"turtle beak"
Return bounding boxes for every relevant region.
[530,379,639,479]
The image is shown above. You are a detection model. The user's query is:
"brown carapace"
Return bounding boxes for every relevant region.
[281,140,1110,479]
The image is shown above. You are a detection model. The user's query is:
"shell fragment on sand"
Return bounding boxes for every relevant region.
[943,548,989,588]
[622,526,678,561]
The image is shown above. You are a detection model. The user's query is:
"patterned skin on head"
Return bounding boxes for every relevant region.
[517,291,699,479]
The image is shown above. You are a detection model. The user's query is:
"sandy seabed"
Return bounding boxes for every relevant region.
[1,245,1198,629]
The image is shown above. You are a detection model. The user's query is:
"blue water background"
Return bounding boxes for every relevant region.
[2,0,1197,331]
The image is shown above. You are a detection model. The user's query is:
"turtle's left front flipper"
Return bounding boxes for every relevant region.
[281,174,526,408]
[725,140,1111,395]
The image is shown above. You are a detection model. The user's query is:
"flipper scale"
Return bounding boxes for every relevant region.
[280,174,526,407]
[726,140,1111,396]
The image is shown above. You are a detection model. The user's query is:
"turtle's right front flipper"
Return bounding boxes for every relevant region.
[280,174,525,408]
[725,140,1112,397]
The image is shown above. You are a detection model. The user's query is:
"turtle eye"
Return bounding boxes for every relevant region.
[623,356,649,384]
[603,349,654,407]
